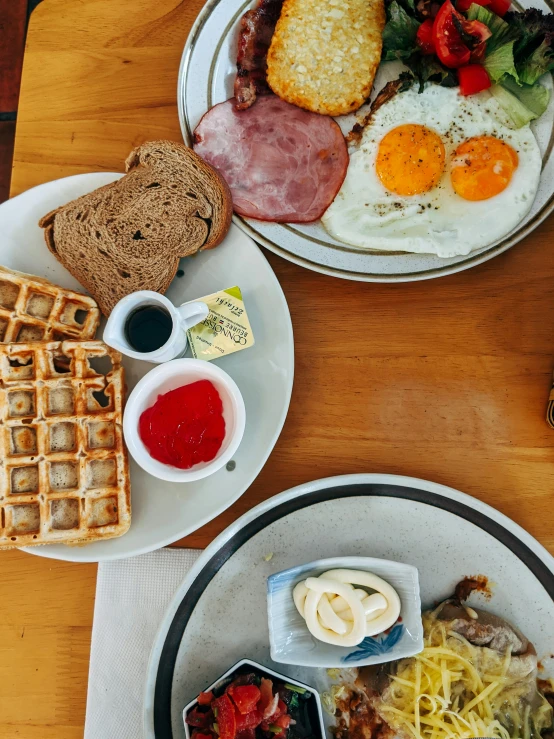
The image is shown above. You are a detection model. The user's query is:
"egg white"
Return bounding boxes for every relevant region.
[321,84,542,258]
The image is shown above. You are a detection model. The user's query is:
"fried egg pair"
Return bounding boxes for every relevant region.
[321,84,542,257]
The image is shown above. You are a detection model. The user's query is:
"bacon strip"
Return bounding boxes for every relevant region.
[346,74,414,146]
[234,0,283,110]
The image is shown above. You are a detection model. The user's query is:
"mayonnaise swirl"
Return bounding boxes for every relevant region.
[292,568,401,647]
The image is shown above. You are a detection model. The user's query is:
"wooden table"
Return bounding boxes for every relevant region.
[3,0,554,735]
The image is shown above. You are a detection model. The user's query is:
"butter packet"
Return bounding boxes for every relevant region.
[186,286,255,361]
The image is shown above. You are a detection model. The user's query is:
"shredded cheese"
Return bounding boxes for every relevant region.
[375,610,553,739]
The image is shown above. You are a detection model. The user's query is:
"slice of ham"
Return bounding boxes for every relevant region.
[234,0,283,110]
[193,96,348,223]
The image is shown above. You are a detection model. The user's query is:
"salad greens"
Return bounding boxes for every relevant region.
[383,2,458,89]
[465,4,513,52]
[501,72,551,112]
[383,0,420,61]
[483,40,518,82]
[382,0,554,127]
[489,82,538,125]
[382,1,420,60]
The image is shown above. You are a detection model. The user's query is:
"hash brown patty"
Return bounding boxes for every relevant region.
[266,0,385,117]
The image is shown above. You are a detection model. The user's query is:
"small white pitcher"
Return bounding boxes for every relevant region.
[104,290,209,364]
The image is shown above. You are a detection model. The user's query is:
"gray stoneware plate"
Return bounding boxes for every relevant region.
[143,473,554,738]
[0,173,294,562]
[178,0,554,282]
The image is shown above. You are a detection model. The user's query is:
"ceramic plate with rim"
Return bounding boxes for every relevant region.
[0,173,294,562]
[178,0,554,282]
[143,473,554,738]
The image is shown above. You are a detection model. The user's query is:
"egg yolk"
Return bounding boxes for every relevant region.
[376,124,446,196]
[451,136,518,201]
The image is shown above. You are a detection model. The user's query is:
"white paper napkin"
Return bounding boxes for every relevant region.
[84,547,201,739]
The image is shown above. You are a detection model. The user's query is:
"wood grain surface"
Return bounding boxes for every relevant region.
[0,0,27,111]
[3,0,554,736]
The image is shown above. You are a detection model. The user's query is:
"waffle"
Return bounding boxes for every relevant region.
[0,340,130,548]
[0,265,100,343]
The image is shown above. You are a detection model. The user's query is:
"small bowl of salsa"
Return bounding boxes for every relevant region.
[123,359,246,482]
[183,659,325,739]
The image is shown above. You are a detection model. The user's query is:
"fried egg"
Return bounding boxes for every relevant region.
[321,84,542,257]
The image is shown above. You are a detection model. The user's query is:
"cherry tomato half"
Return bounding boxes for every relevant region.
[468,19,492,44]
[468,19,492,61]
[416,19,436,54]
[433,1,471,67]
[433,2,492,67]
[458,63,491,95]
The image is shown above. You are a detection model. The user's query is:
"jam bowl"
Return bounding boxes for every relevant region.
[123,358,246,482]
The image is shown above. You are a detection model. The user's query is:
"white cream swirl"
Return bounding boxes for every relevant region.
[292,568,401,647]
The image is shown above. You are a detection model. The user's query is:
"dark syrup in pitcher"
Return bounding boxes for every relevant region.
[125,305,173,353]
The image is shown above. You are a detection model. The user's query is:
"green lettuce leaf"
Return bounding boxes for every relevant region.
[382,1,420,61]
[489,83,538,127]
[517,38,554,85]
[466,4,515,53]
[484,41,519,83]
[500,74,551,116]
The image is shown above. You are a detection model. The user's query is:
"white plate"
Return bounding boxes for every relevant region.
[143,473,554,739]
[178,0,554,281]
[0,173,294,562]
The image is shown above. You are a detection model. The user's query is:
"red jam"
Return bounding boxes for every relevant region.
[139,380,225,469]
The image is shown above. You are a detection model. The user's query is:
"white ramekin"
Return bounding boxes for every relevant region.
[123,359,246,482]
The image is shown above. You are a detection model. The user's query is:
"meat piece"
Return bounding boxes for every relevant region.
[450,617,528,654]
[234,0,283,110]
[193,96,348,223]
[346,74,414,147]
[334,687,393,739]
[436,600,534,657]
[454,574,491,602]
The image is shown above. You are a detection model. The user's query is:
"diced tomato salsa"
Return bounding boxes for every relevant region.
[228,684,261,714]
[186,672,311,739]
[198,692,215,706]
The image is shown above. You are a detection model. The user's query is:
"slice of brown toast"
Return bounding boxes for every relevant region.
[39,141,233,316]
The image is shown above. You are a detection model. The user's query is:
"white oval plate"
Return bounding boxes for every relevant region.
[0,173,294,562]
[143,473,554,738]
[178,0,554,281]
